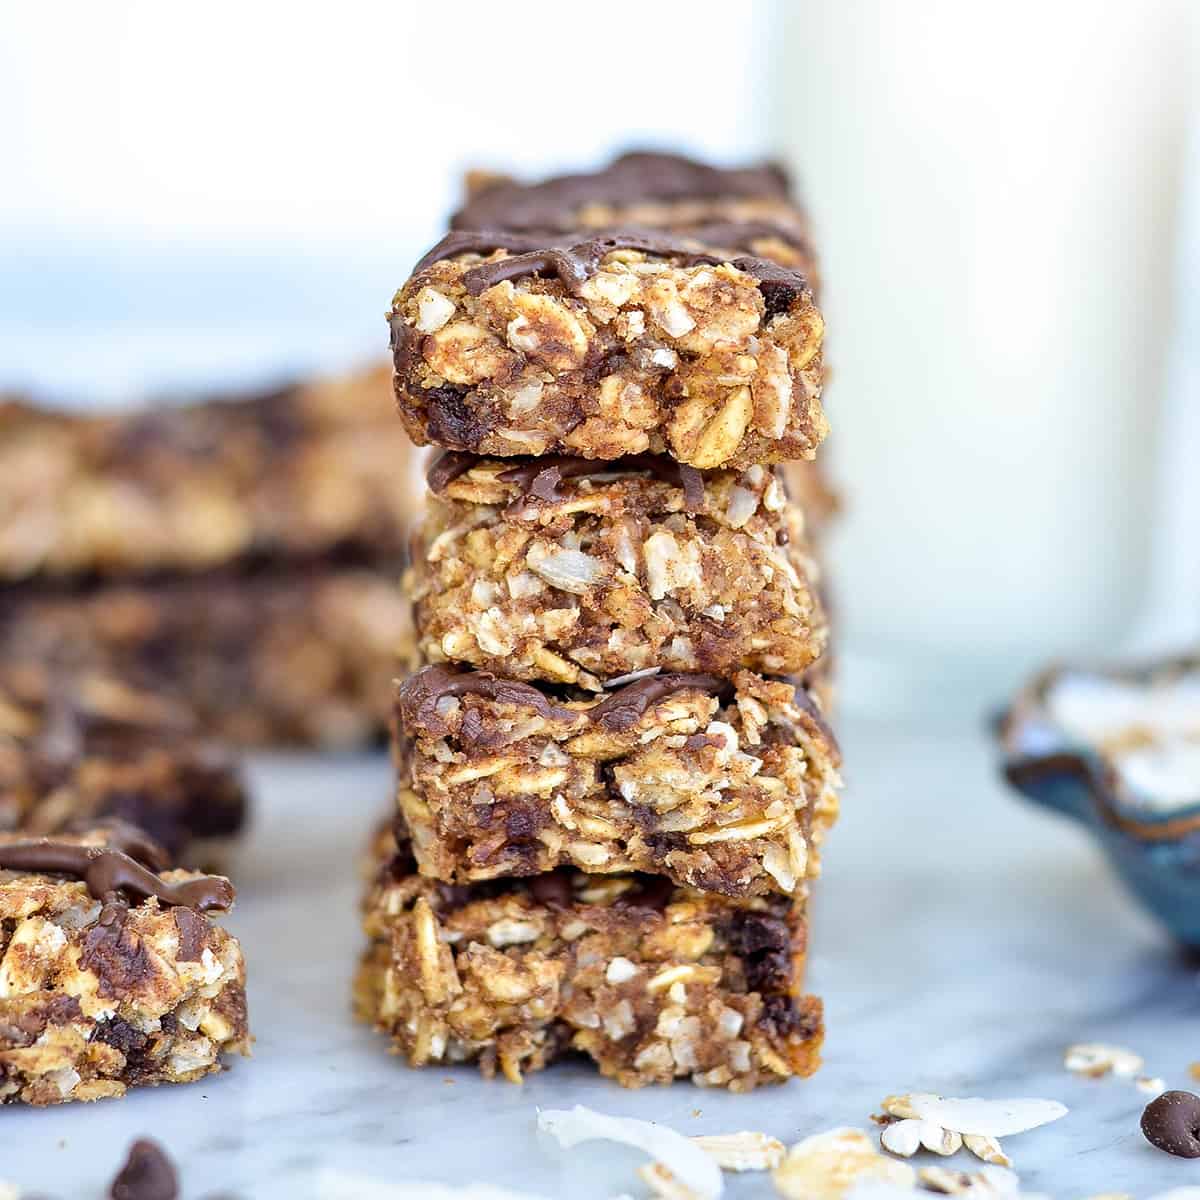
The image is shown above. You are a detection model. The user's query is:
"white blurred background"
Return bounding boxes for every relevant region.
[1,0,1196,711]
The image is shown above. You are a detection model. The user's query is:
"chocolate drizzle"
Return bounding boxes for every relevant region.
[0,839,234,910]
[451,151,791,231]
[59,818,171,873]
[426,451,708,514]
[587,673,727,733]
[397,666,729,739]
[396,667,578,738]
[411,228,810,305]
[425,450,478,493]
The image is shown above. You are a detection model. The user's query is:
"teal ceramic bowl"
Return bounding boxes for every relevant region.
[998,657,1200,948]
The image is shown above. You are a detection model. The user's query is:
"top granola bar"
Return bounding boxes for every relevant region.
[390,229,827,469]
[455,151,818,280]
[456,151,806,231]
[0,363,419,582]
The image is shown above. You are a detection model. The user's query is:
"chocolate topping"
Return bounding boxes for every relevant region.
[110,1138,179,1200]
[588,673,728,733]
[59,818,171,872]
[425,450,478,493]
[412,228,810,303]
[428,451,709,514]
[0,839,234,910]
[397,666,729,739]
[451,151,791,231]
[396,667,578,738]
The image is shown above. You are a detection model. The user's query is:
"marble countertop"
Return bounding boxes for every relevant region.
[6,711,1197,1198]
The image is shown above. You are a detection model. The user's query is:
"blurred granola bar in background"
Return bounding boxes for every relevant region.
[0,665,246,866]
[0,363,418,748]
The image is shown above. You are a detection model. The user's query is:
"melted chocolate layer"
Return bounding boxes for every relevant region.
[0,839,234,910]
[58,818,171,873]
[396,667,578,738]
[425,451,478,494]
[411,229,810,302]
[452,151,791,231]
[427,451,708,515]
[587,673,727,732]
[397,666,729,739]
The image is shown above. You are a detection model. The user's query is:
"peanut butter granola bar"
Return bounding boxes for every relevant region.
[0,363,418,582]
[394,666,840,897]
[390,229,826,469]
[0,826,248,1105]
[0,565,414,748]
[0,667,246,865]
[356,827,822,1090]
[455,151,813,264]
[410,453,827,688]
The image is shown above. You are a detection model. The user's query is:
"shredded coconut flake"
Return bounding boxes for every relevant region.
[537,1105,723,1198]
[909,1096,1067,1138]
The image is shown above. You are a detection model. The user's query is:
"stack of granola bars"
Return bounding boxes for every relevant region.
[357,152,844,1090]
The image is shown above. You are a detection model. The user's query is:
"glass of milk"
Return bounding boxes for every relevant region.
[772,0,1194,711]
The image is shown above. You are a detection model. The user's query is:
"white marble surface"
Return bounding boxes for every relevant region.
[5,711,1197,1198]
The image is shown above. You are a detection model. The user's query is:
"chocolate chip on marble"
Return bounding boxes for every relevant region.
[1141,1090,1200,1158]
[110,1138,179,1200]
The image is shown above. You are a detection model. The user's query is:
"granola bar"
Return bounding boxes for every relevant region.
[390,229,826,468]
[0,667,246,865]
[0,363,419,582]
[410,453,827,688]
[356,827,822,1090]
[0,565,413,748]
[0,826,249,1105]
[454,152,815,274]
[394,666,840,897]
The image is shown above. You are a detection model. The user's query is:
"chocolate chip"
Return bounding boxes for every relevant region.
[504,808,541,839]
[110,1139,179,1200]
[727,911,793,992]
[80,901,154,997]
[528,871,573,908]
[94,1017,149,1055]
[727,911,790,957]
[1141,1090,1200,1158]
[759,994,802,1037]
[422,386,489,450]
[757,276,800,320]
[173,906,207,962]
[618,875,675,913]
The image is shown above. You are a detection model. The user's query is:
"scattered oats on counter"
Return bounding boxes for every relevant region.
[692,1131,786,1172]
[772,1127,916,1199]
[1063,1043,1145,1079]
[1137,1075,1167,1096]
[918,1163,1022,1196]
